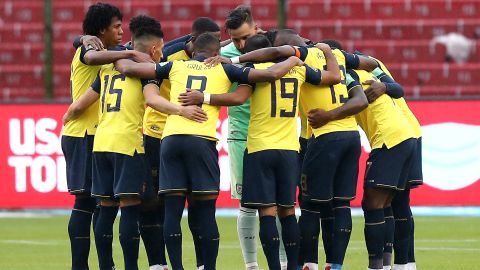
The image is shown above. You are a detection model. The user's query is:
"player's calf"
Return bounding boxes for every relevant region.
[94,198,119,270]
[119,196,142,270]
[69,195,97,270]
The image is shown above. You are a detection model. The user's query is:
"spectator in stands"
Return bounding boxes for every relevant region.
[430,32,474,63]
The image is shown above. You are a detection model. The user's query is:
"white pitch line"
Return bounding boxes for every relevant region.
[0,240,60,246]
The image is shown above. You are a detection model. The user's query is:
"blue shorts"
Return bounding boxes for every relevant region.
[407,137,423,188]
[144,135,161,200]
[364,138,416,191]
[61,135,94,195]
[159,135,220,195]
[241,149,298,208]
[301,131,361,203]
[92,151,147,198]
[298,137,309,182]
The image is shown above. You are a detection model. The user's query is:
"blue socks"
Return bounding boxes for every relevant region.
[196,199,220,270]
[320,203,334,265]
[119,205,141,270]
[364,208,385,270]
[280,215,300,270]
[69,196,97,270]
[392,191,412,265]
[331,200,352,267]
[188,201,204,268]
[139,207,166,267]
[383,206,394,267]
[94,205,118,270]
[163,196,186,270]
[299,208,320,265]
[259,215,281,270]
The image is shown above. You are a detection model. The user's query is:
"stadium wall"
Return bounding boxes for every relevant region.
[0,100,479,209]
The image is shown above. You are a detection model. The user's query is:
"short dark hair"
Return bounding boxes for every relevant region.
[274,29,303,46]
[130,15,161,36]
[244,34,271,53]
[193,33,220,54]
[192,17,220,36]
[321,39,343,50]
[225,5,254,30]
[130,15,163,40]
[264,29,278,46]
[82,3,122,36]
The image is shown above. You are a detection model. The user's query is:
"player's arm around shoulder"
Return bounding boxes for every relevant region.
[248,56,304,83]
[315,43,341,85]
[115,60,171,80]
[63,76,101,125]
[364,67,404,103]
[142,80,207,123]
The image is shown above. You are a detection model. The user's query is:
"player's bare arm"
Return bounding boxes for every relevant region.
[62,88,99,125]
[179,85,253,107]
[357,56,379,71]
[115,59,157,79]
[315,43,342,85]
[204,45,296,66]
[83,49,153,66]
[248,56,304,82]
[143,84,208,122]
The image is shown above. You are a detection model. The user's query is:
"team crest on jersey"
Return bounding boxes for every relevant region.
[150,125,160,131]
[236,184,243,195]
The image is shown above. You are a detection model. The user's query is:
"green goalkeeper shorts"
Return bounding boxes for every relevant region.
[228,139,247,200]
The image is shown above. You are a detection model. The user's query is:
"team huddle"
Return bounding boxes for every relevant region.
[61,2,423,270]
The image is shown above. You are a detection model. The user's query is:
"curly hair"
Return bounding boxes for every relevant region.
[82,3,123,36]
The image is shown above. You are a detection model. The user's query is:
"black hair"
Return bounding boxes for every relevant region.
[225,5,254,30]
[243,34,272,53]
[82,2,123,36]
[321,39,343,50]
[130,15,161,36]
[130,15,164,40]
[264,29,278,46]
[192,17,220,36]
[274,29,304,46]
[193,33,220,54]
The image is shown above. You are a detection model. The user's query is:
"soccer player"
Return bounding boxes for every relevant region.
[63,21,207,270]
[219,6,290,269]
[345,67,416,270]
[141,17,221,269]
[217,31,376,270]
[114,32,304,270]
[61,3,126,270]
[361,57,423,270]
[179,34,339,270]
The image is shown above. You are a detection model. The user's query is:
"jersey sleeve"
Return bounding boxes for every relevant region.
[91,74,101,94]
[295,46,309,61]
[73,35,82,49]
[161,42,187,62]
[79,45,96,65]
[141,78,160,88]
[346,70,361,92]
[304,64,322,85]
[222,63,251,85]
[371,67,404,98]
[343,50,360,69]
[155,62,174,80]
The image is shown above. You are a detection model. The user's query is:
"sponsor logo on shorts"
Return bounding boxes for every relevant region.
[300,174,307,193]
[236,184,242,195]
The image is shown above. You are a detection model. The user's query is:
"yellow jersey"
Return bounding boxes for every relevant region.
[153,56,250,140]
[247,62,321,153]
[91,63,146,156]
[143,42,192,138]
[63,46,101,137]
[371,57,422,138]
[348,69,414,149]
[297,46,359,137]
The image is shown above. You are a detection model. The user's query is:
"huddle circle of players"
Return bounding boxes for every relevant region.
[62,3,423,270]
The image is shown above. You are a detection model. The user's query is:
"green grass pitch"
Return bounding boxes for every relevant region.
[0,216,479,269]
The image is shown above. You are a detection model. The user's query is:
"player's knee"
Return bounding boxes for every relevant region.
[258,206,277,217]
[191,193,218,201]
[73,196,97,213]
[333,199,350,209]
[100,198,119,207]
[119,196,141,207]
[300,200,321,214]
[277,206,295,218]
